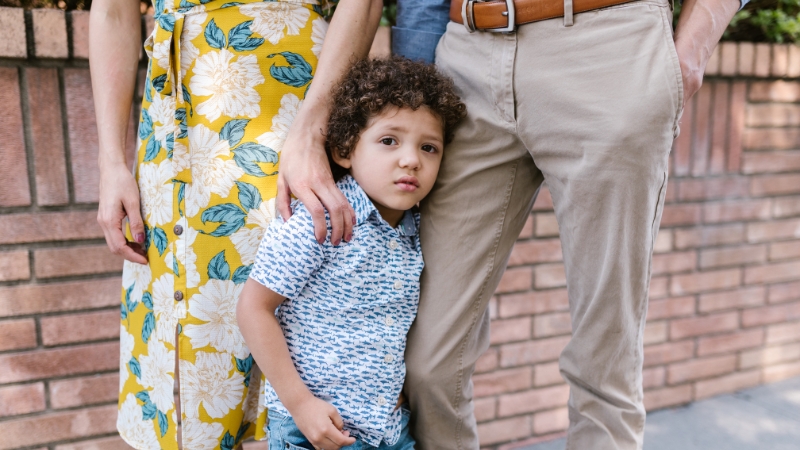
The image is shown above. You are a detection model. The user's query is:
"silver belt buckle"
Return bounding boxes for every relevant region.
[462,0,516,33]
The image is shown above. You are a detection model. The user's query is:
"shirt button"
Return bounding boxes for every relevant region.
[384,354,394,363]
[173,224,183,236]
[388,240,399,250]
[385,317,395,326]
[393,280,402,290]
[174,291,183,301]
[377,396,387,406]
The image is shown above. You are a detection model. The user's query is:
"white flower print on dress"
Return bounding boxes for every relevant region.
[152,39,172,71]
[230,198,276,266]
[189,48,264,122]
[181,418,224,449]
[184,124,244,217]
[148,93,178,151]
[240,2,310,45]
[138,159,174,227]
[139,339,175,413]
[311,17,328,59]
[122,260,152,305]
[120,325,135,389]
[174,217,201,289]
[118,393,160,449]
[180,351,245,419]
[255,93,301,153]
[184,279,248,358]
[180,10,208,77]
[152,273,187,343]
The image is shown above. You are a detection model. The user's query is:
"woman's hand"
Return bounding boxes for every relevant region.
[290,395,356,450]
[97,162,148,264]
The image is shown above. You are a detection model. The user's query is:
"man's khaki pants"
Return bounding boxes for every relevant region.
[404,1,683,449]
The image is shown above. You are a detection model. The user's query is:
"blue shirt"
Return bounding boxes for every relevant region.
[392,0,750,64]
[249,175,424,446]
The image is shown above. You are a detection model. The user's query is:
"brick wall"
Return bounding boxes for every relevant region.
[0,8,798,450]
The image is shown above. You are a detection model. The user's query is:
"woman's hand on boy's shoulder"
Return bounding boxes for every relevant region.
[289,395,356,450]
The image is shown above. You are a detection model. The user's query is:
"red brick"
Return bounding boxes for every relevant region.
[498,384,569,417]
[496,266,533,294]
[789,45,800,78]
[674,224,744,249]
[766,321,800,345]
[664,181,677,204]
[644,320,667,345]
[654,230,673,254]
[647,296,696,320]
[32,9,68,58]
[699,245,767,270]
[0,383,45,418]
[705,44,720,76]
[651,251,696,276]
[0,7,27,58]
[697,329,765,357]
[670,268,741,295]
[740,343,800,369]
[745,260,800,285]
[0,342,118,384]
[490,317,531,344]
[643,366,666,389]
[34,245,123,279]
[718,42,737,76]
[695,370,760,400]
[737,42,754,75]
[0,211,104,245]
[770,240,800,260]
[763,361,800,383]
[644,384,692,411]
[749,80,800,102]
[534,361,563,387]
[751,174,800,197]
[518,215,534,239]
[478,415,531,446]
[692,83,713,176]
[499,288,569,318]
[508,239,562,266]
[54,436,132,450]
[670,312,739,340]
[49,373,118,409]
[742,151,800,174]
[728,82,747,173]
[772,44,790,77]
[489,296,498,320]
[27,67,69,206]
[754,43,772,77]
[473,367,532,397]
[0,67,31,207]
[0,278,119,318]
[744,128,800,151]
[532,186,554,211]
[476,348,499,374]
[644,341,695,367]
[532,407,569,434]
[677,177,749,202]
[703,199,771,224]
[534,263,566,289]
[0,318,37,351]
[667,355,736,384]
[773,195,800,217]
[474,397,497,423]
[769,281,800,304]
[673,90,694,177]
[534,212,559,237]
[533,312,571,338]
[0,250,29,282]
[0,404,117,449]
[747,103,800,127]
[709,82,729,174]
[649,276,669,299]
[41,310,119,347]
[661,204,702,227]
[70,11,90,58]
[65,69,101,203]
[742,302,800,327]
[500,336,570,367]
[698,286,766,313]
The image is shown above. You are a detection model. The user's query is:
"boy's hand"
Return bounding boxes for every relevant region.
[291,396,356,450]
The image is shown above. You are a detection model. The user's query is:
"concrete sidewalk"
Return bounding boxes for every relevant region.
[522,376,800,450]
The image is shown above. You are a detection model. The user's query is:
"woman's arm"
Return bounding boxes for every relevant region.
[90,0,148,264]
[237,279,356,449]
[276,0,384,246]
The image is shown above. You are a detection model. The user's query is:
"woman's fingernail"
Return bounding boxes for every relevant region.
[352,216,356,225]
[135,233,145,243]
[346,233,352,242]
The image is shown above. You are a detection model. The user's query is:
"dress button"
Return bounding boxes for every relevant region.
[377,395,387,406]
[385,317,395,326]
[384,354,394,363]
[173,224,183,236]
[174,291,184,301]
[393,280,402,290]
[388,239,398,250]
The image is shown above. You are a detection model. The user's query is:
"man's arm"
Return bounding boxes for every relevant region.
[673,0,741,108]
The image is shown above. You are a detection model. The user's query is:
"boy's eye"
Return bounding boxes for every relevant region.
[421,144,438,153]
[381,138,397,146]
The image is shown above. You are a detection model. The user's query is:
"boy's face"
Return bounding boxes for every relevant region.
[333,106,444,227]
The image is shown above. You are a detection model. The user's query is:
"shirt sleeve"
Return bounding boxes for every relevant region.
[249,207,325,299]
[391,0,451,64]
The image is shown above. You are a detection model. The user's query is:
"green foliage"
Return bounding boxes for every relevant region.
[676,0,800,44]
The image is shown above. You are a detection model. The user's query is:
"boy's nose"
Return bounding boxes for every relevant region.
[399,147,421,170]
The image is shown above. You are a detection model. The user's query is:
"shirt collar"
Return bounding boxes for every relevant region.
[336,175,419,236]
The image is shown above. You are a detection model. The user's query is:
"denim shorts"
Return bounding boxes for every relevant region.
[266,408,416,450]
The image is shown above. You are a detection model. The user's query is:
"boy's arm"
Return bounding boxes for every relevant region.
[237,279,356,449]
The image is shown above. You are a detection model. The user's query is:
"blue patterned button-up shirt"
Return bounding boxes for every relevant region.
[249,175,423,446]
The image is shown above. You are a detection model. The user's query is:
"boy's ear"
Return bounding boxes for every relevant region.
[331,149,352,169]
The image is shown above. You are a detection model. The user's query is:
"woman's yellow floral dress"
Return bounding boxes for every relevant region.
[118,0,332,447]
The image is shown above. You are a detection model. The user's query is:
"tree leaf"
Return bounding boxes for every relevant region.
[142,312,156,343]
[236,181,261,211]
[232,143,279,177]
[232,264,252,284]
[268,52,313,88]
[204,19,226,49]
[220,119,249,148]
[208,251,231,281]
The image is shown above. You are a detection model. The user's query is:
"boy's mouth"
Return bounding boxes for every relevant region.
[395,176,420,192]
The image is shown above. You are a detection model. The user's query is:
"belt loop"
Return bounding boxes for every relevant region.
[564,0,574,26]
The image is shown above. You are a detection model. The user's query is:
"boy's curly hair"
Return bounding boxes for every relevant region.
[326,57,466,180]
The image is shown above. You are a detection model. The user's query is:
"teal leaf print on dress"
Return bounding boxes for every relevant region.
[208,251,231,281]
[205,19,226,49]
[268,52,313,88]
[228,21,264,52]
[235,423,250,444]
[157,13,175,32]
[152,74,168,93]
[144,135,161,162]
[178,0,195,12]
[220,119,249,148]
[221,1,242,7]
[142,400,157,420]
[142,291,154,310]
[152,227,168,256]
[129,356,142,378]
[144,76,153,103]
[235,354,253,386]
[232,264,252,284]
[236,181,262,211]
[182,84,193,116]
[201,204,246,237]
[173,255,180,277]
[121,302,128,319]
[142,311,156,343]
[176,108,188,139]
[125,284,138,313]
[221,431,235,450]
[232,143,278,177]
[157,409,169,437]
[139,110,153,140]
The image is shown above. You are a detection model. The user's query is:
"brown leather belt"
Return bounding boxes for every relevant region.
[450,0,636,32]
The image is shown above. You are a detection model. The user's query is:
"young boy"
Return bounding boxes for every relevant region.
[237,57,466,450]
